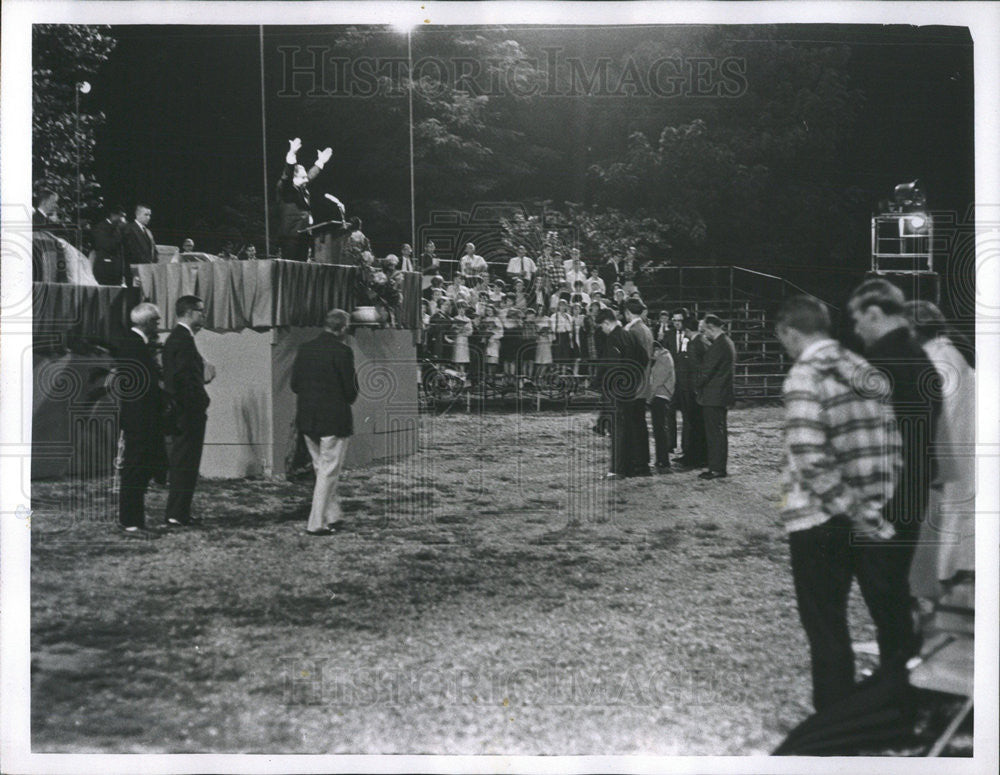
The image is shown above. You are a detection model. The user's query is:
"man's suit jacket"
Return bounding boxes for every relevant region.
[291,331,359,439]
[162,325,210,420]
[697,333,736,407]
[123,221,157,266]
[682,333,708,395]
[601,325,648,401]
[276,162,322,239]
[116,329,165,435]
[92,219,129,285]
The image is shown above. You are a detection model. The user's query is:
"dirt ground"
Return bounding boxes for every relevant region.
[29,405,970,755]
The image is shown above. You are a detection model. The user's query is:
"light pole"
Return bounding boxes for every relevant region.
[393,23,417,255]
[75,81,91,252]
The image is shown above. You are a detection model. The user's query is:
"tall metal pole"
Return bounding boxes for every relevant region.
[260,26,271,257]
[75,85,82,252]
[407,29,416,254]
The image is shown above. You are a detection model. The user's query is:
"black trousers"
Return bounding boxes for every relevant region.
[166,413,207,524]
[649,396,672,467]
[610,399,631,475]
[702,404,728,474]
[280,232,309,262]
[664,395,679,452]
[679,391,706,466]
[789,517,919,711]
[628,398,650,473]
[119,430,166,528]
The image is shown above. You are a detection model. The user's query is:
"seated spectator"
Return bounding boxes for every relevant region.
[181,238,195,253]
[242,244,258,260]
[571,280,591,306]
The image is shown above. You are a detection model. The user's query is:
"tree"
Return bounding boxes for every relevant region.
[32,25,117,235]
[580,27,866,284]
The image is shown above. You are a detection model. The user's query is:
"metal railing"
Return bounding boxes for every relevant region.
[641,264,838,319]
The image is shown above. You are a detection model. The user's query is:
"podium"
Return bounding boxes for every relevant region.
[304,219,350,264]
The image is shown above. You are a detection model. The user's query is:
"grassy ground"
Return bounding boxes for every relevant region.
[30,405,970,754]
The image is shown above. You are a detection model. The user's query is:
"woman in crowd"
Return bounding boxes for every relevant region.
[570,301,586,377]
[534,311,553,381]
[500,306,523,379]
[451,301,473,378]
[578,302,600,379]
[513,277,530,310]
[482,304,503,377]
[905,300,975,601]
[521,307,539,382]
[551,298,574,375]
[427,298,454,361]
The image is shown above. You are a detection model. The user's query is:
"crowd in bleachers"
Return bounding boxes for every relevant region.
[416,239,654,380]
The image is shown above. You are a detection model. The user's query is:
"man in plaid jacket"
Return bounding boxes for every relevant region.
[775,295,902,711]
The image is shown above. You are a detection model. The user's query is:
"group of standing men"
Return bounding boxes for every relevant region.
[597,300,737,481]
[115,296,214,534]
[776,279,950,712]
[32,187,159,285]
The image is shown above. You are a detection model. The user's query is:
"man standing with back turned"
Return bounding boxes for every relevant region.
[162,295,214,527]
[696,314,736,479]
[291,309,359,535]
[847,279,941,669]
[776,294,902,710]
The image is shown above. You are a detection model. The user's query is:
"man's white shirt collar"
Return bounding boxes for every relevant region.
[131,327,149,344]
[178,321,195,336]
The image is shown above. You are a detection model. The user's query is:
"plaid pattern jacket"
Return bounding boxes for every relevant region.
[781,339,902,536]
[535,253,566,290]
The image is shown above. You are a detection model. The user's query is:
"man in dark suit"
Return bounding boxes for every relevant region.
[674,316,708,469]
[91,205,130,286]
[114,302,167,534]
[122,204,158,267]
[696,314,736,479]
[598,254,620,295]
[848,278,942,668]
[33,188,60,229]
[291,308,359,535]
[623,298,654,476]
[276,137,332,261]
[597,308,647,479]
[162,295,213,526]
[661,308,688,453]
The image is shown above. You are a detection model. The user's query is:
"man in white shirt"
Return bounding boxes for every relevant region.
[459,242,489,282]
[506,245,537,284]
[564,248,588,287]
[586,267,605,297]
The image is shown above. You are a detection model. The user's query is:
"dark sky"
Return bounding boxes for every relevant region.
[92,23,974,266]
